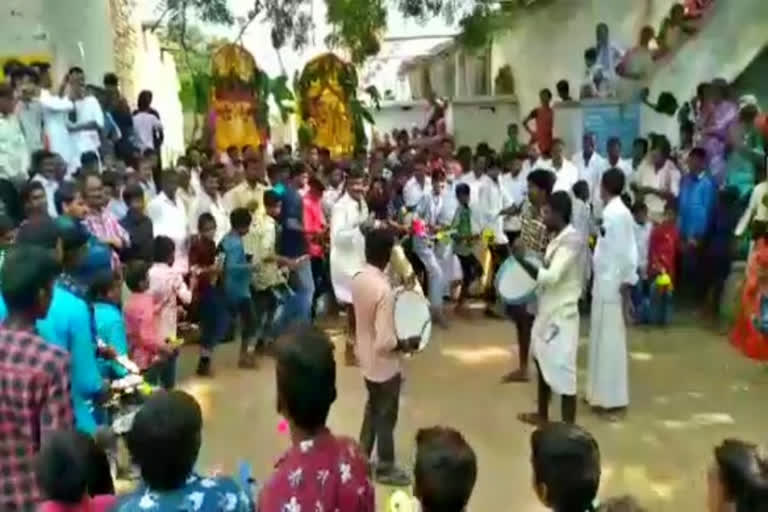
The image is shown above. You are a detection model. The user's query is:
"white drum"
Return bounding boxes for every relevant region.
[495,256,542,305]
[393,288,432,351]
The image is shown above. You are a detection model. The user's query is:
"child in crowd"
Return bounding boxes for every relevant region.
[124,260,177,389]
[147,236,193,387]
[102,170,127,219]
[451,183,481,311]
[90,270,129,381]
[221,207,258,368]
[708,439,768,512]
[413,426,477,512]
[119,184,154,263]
[53,182,88,225]
[530,423,601,512]
[117,390,251,511]
[188,212,226,376]
[249,190,304,354]
[647,200,680,325]
[0,213,17,272]
[36,430,116,512]
[631,202,652,323]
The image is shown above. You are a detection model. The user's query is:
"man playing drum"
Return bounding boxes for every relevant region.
[350,228,414,486]
[512,191,585,425]
[501,169,556,383]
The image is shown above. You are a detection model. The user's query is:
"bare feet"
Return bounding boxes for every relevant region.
[237,352,258,369]
[501,369,530,383]
[517,412,546,426]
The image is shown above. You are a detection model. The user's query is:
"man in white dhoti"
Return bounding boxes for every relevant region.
[513,191,585,425]
[330,169,370,365]
[587,168,638,415]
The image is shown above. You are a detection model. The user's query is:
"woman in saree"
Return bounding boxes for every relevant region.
[730,221,768,361]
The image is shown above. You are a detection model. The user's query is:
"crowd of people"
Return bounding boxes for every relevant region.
[1,22,768,510]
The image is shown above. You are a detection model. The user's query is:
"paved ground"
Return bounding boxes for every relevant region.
[173,311,768,512]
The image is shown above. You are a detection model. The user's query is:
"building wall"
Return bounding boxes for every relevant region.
[491,0,676,117]
[0,0,115,82]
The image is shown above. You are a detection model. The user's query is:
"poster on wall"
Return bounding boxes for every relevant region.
[0,54,52,80]
[582,102,640,158]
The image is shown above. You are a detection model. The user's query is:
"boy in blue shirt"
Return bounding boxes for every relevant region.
[90,270,129,380]
[220,207,258,368]
[40,222,106,434]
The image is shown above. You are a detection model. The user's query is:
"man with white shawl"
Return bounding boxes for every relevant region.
[331,169,369,364]
[587,168,638,414]
[514,191,585,425]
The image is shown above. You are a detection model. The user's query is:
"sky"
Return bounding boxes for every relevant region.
[138,0,457,78]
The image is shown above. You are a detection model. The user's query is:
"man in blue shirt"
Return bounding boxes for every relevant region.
[678,146,717,302]
[277,162,314,322]
[220,207,258,368]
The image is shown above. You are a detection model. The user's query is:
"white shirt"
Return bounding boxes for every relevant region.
[593,157,634,217]
[71,95,104,157]
[457,171,484,206]
[322,184,344,220]
[572,150,606,200]
[31,174,59,218]
[736,181,768,236]
[17,99,44,152]
[147,192,188,265]
[0,114,29,181]
[133,111,162,151]
[330,192,369,304]
[189,189,230,244]
[438,180,458,227]
[633,220,651,278]
[524,157,553,174]
[403,175,431,208]
[39,89,75,165]
[633,158,681,222]
[593,196,638,301]
[551,158,580,193]
[477,174,512,244]
[500,170,528,232]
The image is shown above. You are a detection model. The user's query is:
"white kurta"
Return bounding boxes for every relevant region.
[532,225,585,396]
[572,150,606,202]
[551,159,580,193]
[587,196,638,408]
[477,174,513,244]
[330,193,368,304]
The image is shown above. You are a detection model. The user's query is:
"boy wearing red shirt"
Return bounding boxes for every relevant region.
[648,200,681,325]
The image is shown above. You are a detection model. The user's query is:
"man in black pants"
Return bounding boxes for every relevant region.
[350,228,411,486]
[513,191,585,425]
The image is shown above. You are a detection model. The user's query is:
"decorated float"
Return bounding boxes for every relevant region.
[295,52,375,158]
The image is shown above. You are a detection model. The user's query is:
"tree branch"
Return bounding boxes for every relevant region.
[149,3,172,33]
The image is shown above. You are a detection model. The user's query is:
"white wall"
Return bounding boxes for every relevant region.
[0,0,115,83]
[132,27,185,165]
[371,100,432,139]
[491,0,676,117]
[448,96,520,150]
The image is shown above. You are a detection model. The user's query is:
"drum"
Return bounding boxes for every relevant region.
[495,256,542,305]
[393,288,432,351]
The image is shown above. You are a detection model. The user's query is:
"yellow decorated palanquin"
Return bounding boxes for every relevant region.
[210,44,265,153]
[297,54,355,158]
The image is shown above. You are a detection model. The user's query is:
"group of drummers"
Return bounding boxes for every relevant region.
[326,131,637,484]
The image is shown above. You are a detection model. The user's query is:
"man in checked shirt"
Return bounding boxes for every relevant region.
[500,169,556,385]
[0,245,73,510]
